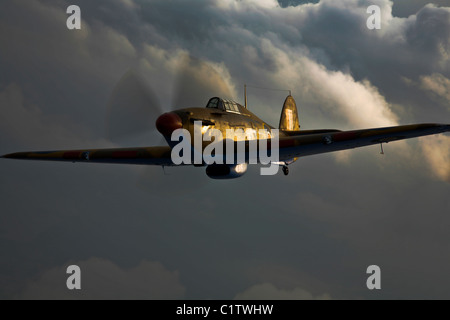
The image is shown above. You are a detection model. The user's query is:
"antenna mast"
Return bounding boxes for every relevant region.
[244,84,247,109]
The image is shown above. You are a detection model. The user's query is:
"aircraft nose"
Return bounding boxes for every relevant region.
[156,112,183,136]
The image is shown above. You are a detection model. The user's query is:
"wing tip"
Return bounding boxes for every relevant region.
[439,124,450,133]
[1,152,24,159]
[429,123,450,133]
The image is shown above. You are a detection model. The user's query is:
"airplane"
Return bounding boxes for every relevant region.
[2,93,449,179]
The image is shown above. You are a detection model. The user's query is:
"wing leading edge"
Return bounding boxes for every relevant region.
[2,146,174,166]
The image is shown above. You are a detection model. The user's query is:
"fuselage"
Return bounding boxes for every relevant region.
[156,97,281,145]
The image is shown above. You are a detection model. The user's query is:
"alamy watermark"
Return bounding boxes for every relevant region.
[66,4,381,30]
[66,265,81,290]
[367,5,381,30]
[170,121,280,175]
[366,265,381,290]
[66,5,81,30]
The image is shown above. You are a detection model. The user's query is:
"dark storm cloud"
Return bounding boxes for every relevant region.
[392,0,450,17]
[0,0,139,139]
[19,258,185,299]
[296,1,450,122]
[0,0,449,300]
[277,0,319,8]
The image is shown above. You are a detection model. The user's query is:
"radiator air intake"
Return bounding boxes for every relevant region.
[206,164,248,179]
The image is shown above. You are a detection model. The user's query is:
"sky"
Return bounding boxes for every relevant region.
[0,0,449,299]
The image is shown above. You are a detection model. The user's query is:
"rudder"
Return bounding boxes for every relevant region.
[279,95,300,131]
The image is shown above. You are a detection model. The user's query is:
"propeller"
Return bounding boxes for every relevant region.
[105,55,235,143]
[172,55,234,109]
[104,55,236,189]
[106,69,162,144]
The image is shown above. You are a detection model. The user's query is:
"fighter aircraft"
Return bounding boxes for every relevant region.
[2,89,449,179]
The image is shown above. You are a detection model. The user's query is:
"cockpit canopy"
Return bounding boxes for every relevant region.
[206,97,243,113]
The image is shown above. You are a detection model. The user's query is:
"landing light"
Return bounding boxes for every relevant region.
[235,163,247,173]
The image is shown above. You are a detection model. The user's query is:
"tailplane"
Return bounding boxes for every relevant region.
[279,95,300,131]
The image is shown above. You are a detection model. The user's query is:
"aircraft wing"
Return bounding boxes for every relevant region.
[278,123,450,160]
[1,146,175,166]
[2,124,449,167]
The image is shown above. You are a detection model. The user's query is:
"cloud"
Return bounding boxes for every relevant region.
[234,283,331,300]
[277,0,319,8]
[0,0,141,138]
[293,1,450,122]
[420,135,450,182]
[419,73,450,105]
[229,34,400,130]
[1,0,449,301]
[392,0,450,17]
[299,58,399,129]
[19,258,185,299]
[0,83,113,152]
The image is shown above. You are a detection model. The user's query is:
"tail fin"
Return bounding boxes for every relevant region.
[279,95,300,131]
